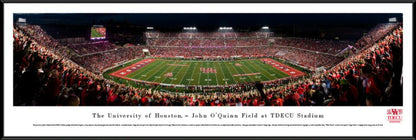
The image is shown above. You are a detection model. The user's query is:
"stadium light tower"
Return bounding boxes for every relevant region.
[184,27,197,30]
[219,27,233,31]
[147,27,154,30]
[17,18,27,26]
[389,17,397,23]
[262,26,269,30]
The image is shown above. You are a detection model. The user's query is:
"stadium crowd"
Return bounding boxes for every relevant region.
[355,23,399,49]
[72,46,146,73]
[66,41,116,55]
[16,25,73,58]
[13,23,402,106]
[147,38,269,47]
[272,46,344,69]
[148,46,342,69]
[14,25,147,74]
[272,37,353,54]
[145,32,273,38]
[149,46,269,58]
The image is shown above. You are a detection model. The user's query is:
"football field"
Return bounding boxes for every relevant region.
[110,58,304,86]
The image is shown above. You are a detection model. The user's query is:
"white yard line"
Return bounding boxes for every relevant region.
[213,62,220,86]
[160,61,181,83]
[197,62,203,86]
[142,61,171,82]
[223,62,238,84]
[251,60,277,80]
[206,62,210,85]
[176,62,190,85]
[129,60,162,80]
[187,62,198,85]
[217,62,231,85]
[230,61,255,82]
[242,60,273,81]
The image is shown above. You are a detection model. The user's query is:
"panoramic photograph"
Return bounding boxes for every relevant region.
[12,13,403,106]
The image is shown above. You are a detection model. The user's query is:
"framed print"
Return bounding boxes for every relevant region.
[2,1,414,139]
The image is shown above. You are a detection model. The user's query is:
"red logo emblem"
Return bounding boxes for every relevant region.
[387,109,403,123]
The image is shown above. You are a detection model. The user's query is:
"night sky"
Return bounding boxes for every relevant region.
[13,13,403,43]
[14,13,402,28]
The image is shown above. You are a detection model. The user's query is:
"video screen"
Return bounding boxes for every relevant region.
[90,26,106,40]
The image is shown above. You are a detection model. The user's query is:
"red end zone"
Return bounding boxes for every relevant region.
[261,58,305,77]
[110,58,155,78]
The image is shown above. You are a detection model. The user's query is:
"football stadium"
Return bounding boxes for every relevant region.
[13,14,403,106]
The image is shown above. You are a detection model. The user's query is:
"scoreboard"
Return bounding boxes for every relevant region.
[91,25,106,40]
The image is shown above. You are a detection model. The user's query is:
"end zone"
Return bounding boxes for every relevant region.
[110,58,155,78]
[261,58,305,77]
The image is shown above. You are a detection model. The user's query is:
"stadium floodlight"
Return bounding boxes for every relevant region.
[389,17,397,23]
[184,27,197,30]
[262,26,269,30]
[147,27,154,30]
[18,18,26,23]
[220,27,232,30]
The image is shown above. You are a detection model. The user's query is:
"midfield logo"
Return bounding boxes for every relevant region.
[200,67,217,73]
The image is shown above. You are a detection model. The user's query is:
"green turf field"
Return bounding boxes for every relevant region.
[91,28,104,38]
[125,59,290,86]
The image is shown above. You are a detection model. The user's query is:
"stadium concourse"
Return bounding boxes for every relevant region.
[13,23,402,106]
